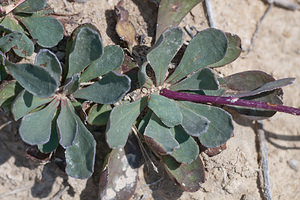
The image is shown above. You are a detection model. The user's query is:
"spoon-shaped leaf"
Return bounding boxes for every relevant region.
[177,101,210,137]
[5,61,58,98]
[0,16,24,32]
[147,27,184,85]
[63,74,80,95]
[170,68,219,91]
[35,49,62,85]
[66,25,103,78]
[19,99,59,145]
[148,94,182,127]
[65,115,96,179]
[12,90,53,120]
[162,155,205,192]
[87,104,112,126]
[0,32,22,53]
[170,126,199,164]
[144,113,179,154]
[57,99,78,148]
[167,28,228,84]
[74,71,131,104]
[13,0,47,13]
[106,98,147,148]
[80,45,124,82]
[0,80,23,111]
[17,15,64,48]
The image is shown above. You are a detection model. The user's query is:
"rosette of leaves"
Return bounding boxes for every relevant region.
[0,24,129,178]
[0,0,64,57]
[103,27,299,192]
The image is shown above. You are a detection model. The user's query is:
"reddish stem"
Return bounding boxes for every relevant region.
[160,89,300,116]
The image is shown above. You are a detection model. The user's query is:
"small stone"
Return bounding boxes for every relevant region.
[287,159,299,171]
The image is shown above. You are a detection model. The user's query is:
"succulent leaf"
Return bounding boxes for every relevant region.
[80,45,124,82]
[5,61,58,98]
[148,94,182,127]
[147,27,184,85]
[106,98,147,148]
[167,28,228,84]
[0,80,23,111]
[13,0,47,13]
[87,104,112,126]
[144,113,179,154]
[65,114,96,179]
[13,33,34,57]
[63,74,80,95]
[19,99,59,145]
[12,90,53,120]
[0,32,22,53]
[35,49,62,85]
[57,99,78,148]
[74,71,131,104]
[170,68,219,91]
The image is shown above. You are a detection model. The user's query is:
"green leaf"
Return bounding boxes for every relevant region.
[57,99,78,148]
[13,33,34,57]
[5,61,58,98]
[14,0,47,13]
[35,49,62,85]
[80,45,124,82]
[0,80,23,110]
[137,109,152,134]
[63,74,80,95]
[19,99,59,145]
[106,98,147,148]
[180,101,233,148]
[208,33,242,68]
[65,115,96,179]
[156,0,203,40]
[170,126,199,164]
[162,155,205,192]
[0,32,22,53]
[177,101,210,137]
[138,62,154,88]
[0,63,8,81]
[17,15,64,47]
[0,16,24,32]
[66,25,103,78]
[147,27,184,85]
[170,68,219,91]
[87,104,112,126]
[12,90,53,120]
[38,113,59,153]
[148,94,182,127]
[144,113,179,154]
[99,148,138,200]
[167,28,228,84]
[73,71,131,104]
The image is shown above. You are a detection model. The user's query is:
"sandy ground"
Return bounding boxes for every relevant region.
[0,0,300,199]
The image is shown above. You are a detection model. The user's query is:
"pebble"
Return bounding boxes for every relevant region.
[287,159,299,172]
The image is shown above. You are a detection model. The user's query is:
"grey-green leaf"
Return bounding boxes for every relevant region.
[80,45,124,82]
[138,62,154,88]
[87,104,112,126]
[0,32,22,53]
[5,61,58,98]
[17,15,64,47]
[19,99,59,145]
[12,90,53,120]
[57,99,78,148]
[38,113,59,153]
[67,26,103,78]
[147,27,184,85]
[0,16,24,32]
[180,101,233,148]
[208,33,242,68]
[170,68,219,91]
[177,101,210,137]
[0,80,23,110]
[106,98,147,148]
[13,0,47,13]
[162,155,205,192]
[148,94,182,127]
[144,113,179,154]
[13,33,34,57]
[167,28,228,84]
[35,49,62,85]
[170,126,199,164]
[65,115,96,179]
[63,74,80,95]
[74,71,131,104]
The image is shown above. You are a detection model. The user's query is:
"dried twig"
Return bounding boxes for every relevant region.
[267,0,299,10]
[0,120,12,131]
[204,0,216,28]
[50,186,69,200]
[0,185,32,199]
[256,120,272,200]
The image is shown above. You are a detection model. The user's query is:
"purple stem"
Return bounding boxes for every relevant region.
[160,89,300,116]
